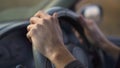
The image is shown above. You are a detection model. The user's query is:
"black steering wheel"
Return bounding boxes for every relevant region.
[0,7,105,68]
[32,7,105,68]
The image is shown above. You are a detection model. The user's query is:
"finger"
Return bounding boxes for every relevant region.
[26,26,38,42]
[34,11,50,18]
[79,15,87,27]
[30,17,41,24]
[79,15,94,29]
[27,24,34,31]
[53,13,60,28]
[53,13,63,37]
[53,13,59,24]
[26,31,32,42]
[53,13,58,19]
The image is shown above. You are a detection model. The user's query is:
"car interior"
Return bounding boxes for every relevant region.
[0,0,120,68]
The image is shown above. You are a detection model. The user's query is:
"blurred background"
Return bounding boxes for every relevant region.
[0,0,120,37]
[76,0,120,37]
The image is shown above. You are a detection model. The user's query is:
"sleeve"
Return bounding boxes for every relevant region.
[115,54,120,68]
[65,60,86,68]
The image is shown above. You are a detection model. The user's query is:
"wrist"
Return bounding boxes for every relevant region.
[97,39,120,59]
[94,36,109,48]
[48,43,76,68]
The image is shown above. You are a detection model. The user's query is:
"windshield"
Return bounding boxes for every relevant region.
[0,0,51,22]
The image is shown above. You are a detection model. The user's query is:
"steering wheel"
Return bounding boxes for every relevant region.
[0,7,105,68]
[32,7,105,68]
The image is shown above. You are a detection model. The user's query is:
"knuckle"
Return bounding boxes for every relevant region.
[30,17,36,23]
[26,32,30,38]
[48,16,53,20]
[27,26,30,31]
[26,32,32,42]
[27,24,34,31]
[41,18,46,22]
[26,31,32,39]
[36,23,41,28]
[30,17,35,21]
[41,18,48,24]
[29,27,37,35]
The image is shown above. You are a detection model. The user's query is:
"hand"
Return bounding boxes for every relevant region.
[27,11,63,57]
[79,15,120,59]
[79,15,107,45]
[27,11,75,68]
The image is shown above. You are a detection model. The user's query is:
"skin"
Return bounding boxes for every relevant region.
[79,16,120,60]
[27,11,75,68]
[27,11,120,68]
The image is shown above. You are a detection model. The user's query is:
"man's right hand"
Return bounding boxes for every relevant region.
[27,11,76,68]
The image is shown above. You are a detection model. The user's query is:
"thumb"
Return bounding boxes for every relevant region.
[78,15,88,28]
[78,15,96,30]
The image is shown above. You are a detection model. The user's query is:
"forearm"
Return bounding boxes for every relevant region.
[88,26,120,59]
[98,39,120,60]
[79,16,120,60]
[48,43,76,68]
